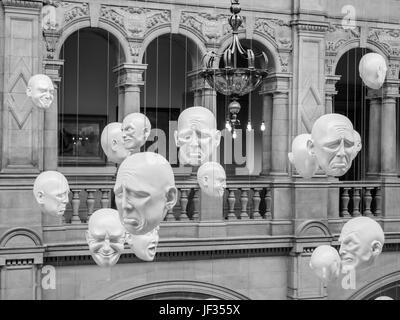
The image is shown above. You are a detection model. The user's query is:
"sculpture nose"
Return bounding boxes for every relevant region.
[189,132,199,147]
[102,239,111,253]
[336,140,346,157]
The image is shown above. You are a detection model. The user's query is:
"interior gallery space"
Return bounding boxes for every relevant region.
[0,0,400,300]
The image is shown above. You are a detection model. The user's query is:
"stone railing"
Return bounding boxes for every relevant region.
[336,182,382,218]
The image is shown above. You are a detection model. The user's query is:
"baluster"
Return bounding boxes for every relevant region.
[71,189,81,224]
[239,188,250,219]
[374,187,382,216]
[252,188,262,219]
[340,187,351,217]
[100,189,110,208]
[363,187,373,217]
[227,188,237,219]
[179,188,190,221]
[192,188,200,221]
[265,188,272,219]
[352,187,361,217]
[86,189,96,221]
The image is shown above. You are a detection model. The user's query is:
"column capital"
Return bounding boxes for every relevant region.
[187,69,214,93]
[43,59,64,84]
[259,72,292,95]
[112,63,147,88]
[325,74,341,96]
[367,79,400,99]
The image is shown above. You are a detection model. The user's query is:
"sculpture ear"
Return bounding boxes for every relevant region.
[288,152,294,164]
[202,175,209,187]
[36,191,45,204]
[307,139,315,157]
[143,126,151,139]
[165,186,178,210]
[110,139,118,151]
[214,130,221,147]
[371,240,383,257]
[174,130,179,147]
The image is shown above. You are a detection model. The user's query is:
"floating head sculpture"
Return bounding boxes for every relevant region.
[309,245,341,283]
[126,226,160,261]
[101,122,129,164]
[174,106,221,166]
[359,52,387,90]
[33,171,69,217]
[86,209,126,267]
[26,74,54,109]
[121,113,151,154]
[197,162,226,197]
[114,152,177,235]
[307,113,356,177]
[288,134,319,178]
[339,216,384,270]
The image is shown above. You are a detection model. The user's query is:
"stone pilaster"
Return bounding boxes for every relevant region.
[366,89,382,178]
[112,63,147,121]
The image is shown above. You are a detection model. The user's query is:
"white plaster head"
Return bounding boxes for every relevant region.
[351,130,362,160]
[86,209,126,268]
[121,113,151,154]
[307,113,356,177]
[114,152,177,235]
[309,245,341,283]
[375,296,393,300]
[33,171,69,217]
[288,134,319,179]
[339,216,384,271]
[174,106,221,166]
[197,162,226,197]
[101,122,129,164]
[26,74,55,109]
[359,52,387,90]
[126,226,160,262]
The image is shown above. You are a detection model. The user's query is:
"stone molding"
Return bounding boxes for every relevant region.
[1,0,42,9]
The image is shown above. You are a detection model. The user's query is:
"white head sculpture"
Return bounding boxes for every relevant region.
[114,152,177,235]
[288,134,319,178]
[309,245,341,283]
[174,106,221,166]
[126,226,160,262]
[121,113,151,154]
[101,122,129,164]
[339,216,384,270]
[26,74,55,109]
[33,171,69,217]
[86,209,126,268]
[359,53,387,90]
[375,296,393,300]
[307,113,356,177]
[197,162,226,197]
[351,130,362,160]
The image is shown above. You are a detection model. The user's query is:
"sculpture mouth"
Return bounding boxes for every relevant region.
[147,243,157,256]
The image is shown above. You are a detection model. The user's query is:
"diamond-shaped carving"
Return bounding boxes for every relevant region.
[301,84,322,132]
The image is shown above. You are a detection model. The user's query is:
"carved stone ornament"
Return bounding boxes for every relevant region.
[325,24,360,53]
[180,11,243,43]
[254,18,292,49]
[100,6,170,38]
[368,28,400,56]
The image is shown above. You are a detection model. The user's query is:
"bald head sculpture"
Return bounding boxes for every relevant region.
[307,113,356,177]
[197,161,226,197]
[288,134,319,179]
[339,216,384,270]
[26,74,54,109]
[359,52,387,90]
[114,152,177,235]
[33,171,69,217]
[126,226,160,262]
[174,106,221,166]
[309,245,341,283]
[121,113,151,154]
[101,122,129,164]
[86,209,126,267]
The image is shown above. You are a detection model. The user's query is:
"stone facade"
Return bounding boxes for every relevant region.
[1,0,400,300]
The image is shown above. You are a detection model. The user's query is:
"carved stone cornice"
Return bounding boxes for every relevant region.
[1,0,42,9]
[254,18,292,50]
[290,20,329,33]
[100,5,170,39]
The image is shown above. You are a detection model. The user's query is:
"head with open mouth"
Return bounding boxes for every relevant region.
[33,171,70,217]
[174,106,221,166]
[26,74,54,109]
[307,113,356,177]
[114,152,177,235]
[121,113,151,154]
[197,162,226,197]
[339,216,384,271]
[126,226,160,261]
[86,209,126,267]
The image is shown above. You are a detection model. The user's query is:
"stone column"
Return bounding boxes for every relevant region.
[259,93,273,176]
[43,59,63,171]
[113,63,147,121]
[366,89,382,177]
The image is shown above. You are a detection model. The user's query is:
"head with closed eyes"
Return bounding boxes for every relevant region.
[307,113,355,177]
[114,152,177,235]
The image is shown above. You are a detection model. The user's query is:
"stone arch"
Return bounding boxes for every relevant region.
[295,220,331,237]
[55,20,130,63]
[139,26,207,69]
[106,280,250,300]
[333,40,389,75]
[0,228,42,248]
[348,271,400,300]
